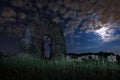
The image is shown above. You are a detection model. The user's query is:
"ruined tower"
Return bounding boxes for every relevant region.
[20,14,66,58]
[0,0,66,59]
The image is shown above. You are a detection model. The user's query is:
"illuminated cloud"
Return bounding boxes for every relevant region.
[94,23,120,42]
[107,28,116,34]
[103,35,120,42]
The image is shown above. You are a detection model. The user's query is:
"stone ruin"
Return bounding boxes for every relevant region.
[66,52,118,63]
[20,14,66,58]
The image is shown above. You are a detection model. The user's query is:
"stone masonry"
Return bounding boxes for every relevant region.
[20,13,66,58]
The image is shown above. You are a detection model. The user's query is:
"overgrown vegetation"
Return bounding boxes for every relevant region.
[0,55,120,80]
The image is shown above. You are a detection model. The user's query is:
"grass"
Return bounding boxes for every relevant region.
[0,55,120,80]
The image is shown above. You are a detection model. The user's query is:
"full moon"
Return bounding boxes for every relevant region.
[95,27,108,36]
[95,27,109,41]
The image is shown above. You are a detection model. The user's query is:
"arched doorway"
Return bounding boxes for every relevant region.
[44,35,52,58]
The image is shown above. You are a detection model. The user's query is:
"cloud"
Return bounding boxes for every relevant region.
[18,12,27,19]
[0,0,120,39]
[11,0,25,7]
[0,7,16,23]
[1,8,16,17]
[101,0,120,23]
[103,34,120,42]
[94,24,120,42]
[85,29,94,33]
[107,28,116,34]
[64,27,76,36]
[66,20,78,27]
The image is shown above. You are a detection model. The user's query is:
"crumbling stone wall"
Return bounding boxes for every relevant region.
[0,0,66,58]
[20,14,66,58]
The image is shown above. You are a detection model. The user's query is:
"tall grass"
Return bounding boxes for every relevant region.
[0,55,120,80]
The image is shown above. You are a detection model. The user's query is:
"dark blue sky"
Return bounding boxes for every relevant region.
[0,0,120,54]
[66,25,120,54]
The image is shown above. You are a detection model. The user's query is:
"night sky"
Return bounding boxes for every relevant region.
[0,0,120,54]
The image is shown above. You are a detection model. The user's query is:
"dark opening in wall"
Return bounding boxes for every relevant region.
[44,35,52,58]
